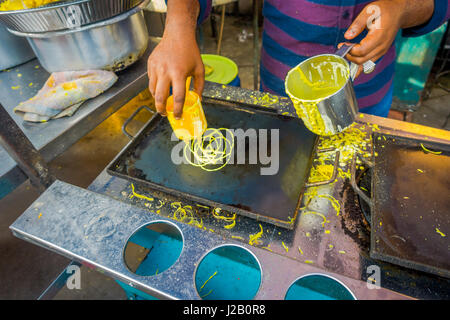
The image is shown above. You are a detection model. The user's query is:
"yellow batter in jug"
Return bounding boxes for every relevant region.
[285,55,351,136]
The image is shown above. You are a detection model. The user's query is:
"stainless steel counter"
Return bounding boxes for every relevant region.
[9,84,450,300]
[0,43,155,199]
[11,179,410,300]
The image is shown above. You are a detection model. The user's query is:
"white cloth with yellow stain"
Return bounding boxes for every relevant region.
[14,70,118,122]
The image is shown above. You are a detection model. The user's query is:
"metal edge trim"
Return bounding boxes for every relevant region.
[9,216,179,300]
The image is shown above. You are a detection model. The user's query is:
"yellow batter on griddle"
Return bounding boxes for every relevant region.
[286,55,349,136]
[183,128,234,172]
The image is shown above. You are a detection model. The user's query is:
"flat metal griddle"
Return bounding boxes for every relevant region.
[108,99,317,229]
[370,133,450,278]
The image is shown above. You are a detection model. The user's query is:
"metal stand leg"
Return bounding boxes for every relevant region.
[210,9,217,39]
[253,0,260,90]
[0,104,55,193]
[38,261,82,300]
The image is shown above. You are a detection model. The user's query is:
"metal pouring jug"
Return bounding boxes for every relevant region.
[285,44,360,136]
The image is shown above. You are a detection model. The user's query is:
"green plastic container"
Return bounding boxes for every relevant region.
[201,54,240,86]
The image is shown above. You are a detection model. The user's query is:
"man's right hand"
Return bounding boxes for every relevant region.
[147,0,205,120]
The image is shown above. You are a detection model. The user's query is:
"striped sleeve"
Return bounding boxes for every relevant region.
[197,0,212,24]
[164,0,212,25]
[402,0,450,37]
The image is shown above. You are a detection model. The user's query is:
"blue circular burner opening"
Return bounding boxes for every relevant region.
[195,245,261,300]
[285,274,356,300]
[123,221,183,276]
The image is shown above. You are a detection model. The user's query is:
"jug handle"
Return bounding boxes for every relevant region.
[335,44,359,81]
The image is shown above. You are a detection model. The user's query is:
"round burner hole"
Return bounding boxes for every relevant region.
[194,245,262,300]
[285,274,356,300]
[123,221,183,276]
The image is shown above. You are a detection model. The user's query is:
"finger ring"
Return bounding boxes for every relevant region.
[363,60,376,74]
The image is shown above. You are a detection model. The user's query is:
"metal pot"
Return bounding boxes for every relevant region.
[8,6,149,73]
[0,24,35,71]
[285,45,359,136]
[0,0,146,33]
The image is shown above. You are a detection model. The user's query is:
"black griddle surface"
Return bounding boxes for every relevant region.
[371,133,450,278]
[109,101,317,229]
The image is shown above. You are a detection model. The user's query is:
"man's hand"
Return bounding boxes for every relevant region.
[148,34,204,119]
[342,0,434,70]
[147,0,205,119]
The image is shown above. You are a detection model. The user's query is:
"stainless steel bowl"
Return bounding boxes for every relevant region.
[0,0,145,33]
[0,24,35,71]
[9,6,149,72]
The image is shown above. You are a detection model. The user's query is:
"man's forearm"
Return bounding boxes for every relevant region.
[397,0,434,29]
[164,0,200,40]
